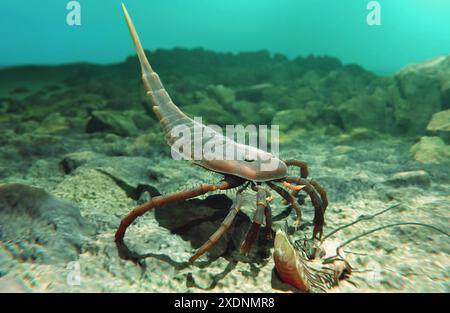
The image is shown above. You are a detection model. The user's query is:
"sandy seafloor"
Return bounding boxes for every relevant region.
[0,54,449,293]
[0,131,448,293]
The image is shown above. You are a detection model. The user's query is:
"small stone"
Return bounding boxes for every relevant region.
[332,145,355,155]
[410,136,450,164]
[335,128,378,144]
[426,109,450,142]
[386,170,431,187]
[60,151,103,174]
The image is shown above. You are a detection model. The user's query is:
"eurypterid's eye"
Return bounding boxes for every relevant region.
[244,158,255,162]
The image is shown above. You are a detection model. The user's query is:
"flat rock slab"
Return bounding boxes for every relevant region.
[0,183,90,263]
[65,155,161,200]
[386,170,431,187]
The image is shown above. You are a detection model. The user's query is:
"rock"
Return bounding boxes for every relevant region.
[60,151,103,174]
[393,58,446,134]
[75,156,161,200]
[232,100,274,124]
[131,113,154,131]
[272,109,309,132]
[426,109,450,142]
[335,128,378,144]
[66,93,107,113]
[0,183,90,263]
[9,133,64,157]
[127,132,167,156]
[26,159,65,183]
[36,112,71,134]
[332,145,355,155]
[86,110,138,137]
[235,83,274,102]
[386,170,431,187]
[410,136,450,164]
[183,99,234,126]
[52,168,136,226]
[337,95,390,131]
[206,85,235,105]
[399,55,447,74]
[321,64,376,102]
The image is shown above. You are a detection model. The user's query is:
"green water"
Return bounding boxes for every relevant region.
[1,0,450,74]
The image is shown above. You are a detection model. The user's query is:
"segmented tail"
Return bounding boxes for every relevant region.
[121,3,191,140]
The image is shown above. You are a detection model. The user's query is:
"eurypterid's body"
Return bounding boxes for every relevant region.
[116,3,328,263]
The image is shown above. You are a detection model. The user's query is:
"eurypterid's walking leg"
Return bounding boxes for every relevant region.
[115,177,244,247]
[189,184,248,263]
[284,176,324,240]
[309,180,328,215]
[283,159,329,215]
[284,159,309,179]
[267,182,303,226]
[240,188,269,254]
[283,159,308,201]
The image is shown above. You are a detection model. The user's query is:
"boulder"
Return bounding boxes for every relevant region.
[86,110,138,137]
[0,183,90,263]
[410,136,450,164]
[337,94,390,131]
[426,109,450,142]
[206,85,235,105]
[183,99,235,126]
[272,109,306,132]
[392,56,450,134]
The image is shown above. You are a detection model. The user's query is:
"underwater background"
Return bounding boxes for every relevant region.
[0,0,449,292]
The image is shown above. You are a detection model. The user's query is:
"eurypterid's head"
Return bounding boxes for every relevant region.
[201,143,288,182]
